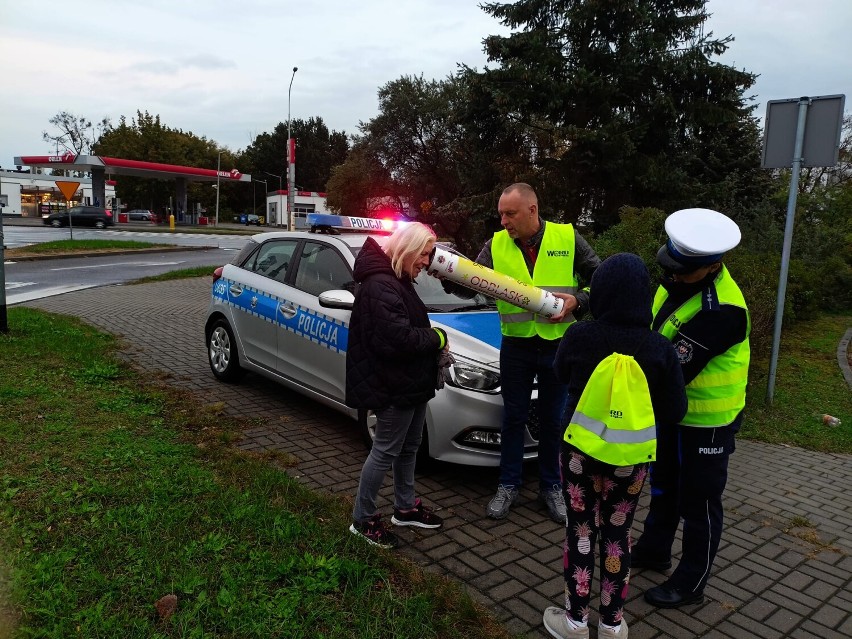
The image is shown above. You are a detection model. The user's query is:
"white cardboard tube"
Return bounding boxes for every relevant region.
[427,246,565,318]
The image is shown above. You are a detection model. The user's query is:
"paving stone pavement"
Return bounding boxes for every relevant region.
[23,278,852,638]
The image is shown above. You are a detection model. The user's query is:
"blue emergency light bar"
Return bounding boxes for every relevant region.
[307,213,410,234]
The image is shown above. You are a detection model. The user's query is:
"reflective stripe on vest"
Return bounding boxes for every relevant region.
[652,265,750,427]
[493,223,577,339]
[564,352,657,466]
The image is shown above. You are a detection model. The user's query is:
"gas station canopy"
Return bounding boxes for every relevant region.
[13,152,251,183]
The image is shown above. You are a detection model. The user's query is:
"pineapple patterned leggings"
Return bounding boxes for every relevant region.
[560,442,648,627]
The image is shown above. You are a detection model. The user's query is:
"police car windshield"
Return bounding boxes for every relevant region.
[414,272,495,312]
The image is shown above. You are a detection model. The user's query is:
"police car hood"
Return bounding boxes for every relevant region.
[589,253,653,327]
[429,311,501,367]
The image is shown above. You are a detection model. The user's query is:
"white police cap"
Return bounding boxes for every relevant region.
[657,208,741,273]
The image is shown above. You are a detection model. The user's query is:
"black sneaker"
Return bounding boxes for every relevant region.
[349,514,399,549]
[391,498,443,529]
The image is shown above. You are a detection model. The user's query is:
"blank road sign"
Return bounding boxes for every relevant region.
[761,94,845,169]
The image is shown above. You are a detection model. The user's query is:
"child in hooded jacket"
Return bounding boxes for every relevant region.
[543,253,687,639]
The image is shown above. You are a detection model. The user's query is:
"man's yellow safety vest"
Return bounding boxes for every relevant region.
[652,265,750,427]
[564,352,657,466]
[492,223,578,340]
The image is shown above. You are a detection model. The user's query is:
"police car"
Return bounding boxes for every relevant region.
[205,213,540,466]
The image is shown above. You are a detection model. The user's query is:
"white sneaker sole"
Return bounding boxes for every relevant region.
[348,523,396,548]
[390,516,441,529]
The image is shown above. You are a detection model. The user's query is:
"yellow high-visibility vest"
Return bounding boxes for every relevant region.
[564,352,657,466]
[652,265,750,427]
[492,223,578,340]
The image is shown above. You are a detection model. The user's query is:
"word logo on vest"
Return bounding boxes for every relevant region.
[468,275,531,307]
[699,446,724,455]
[545,250,572,258]
[609,410,623,419]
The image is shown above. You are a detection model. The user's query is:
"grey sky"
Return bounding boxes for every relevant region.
[1,0,849,170]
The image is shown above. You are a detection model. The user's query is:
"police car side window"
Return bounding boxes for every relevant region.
[295,242,353,296]
[246,240,298,283]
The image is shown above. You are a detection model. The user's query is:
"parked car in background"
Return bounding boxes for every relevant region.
[42,206,114,229]
[244,214,261,226]
[204,213,541,467]
[127,209,159,223]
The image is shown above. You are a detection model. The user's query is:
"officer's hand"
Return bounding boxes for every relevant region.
[547,293,578,323]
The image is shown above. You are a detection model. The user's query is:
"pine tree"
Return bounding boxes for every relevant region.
[474,0,766,230]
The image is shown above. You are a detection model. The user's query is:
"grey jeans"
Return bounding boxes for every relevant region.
[352,403,427,524]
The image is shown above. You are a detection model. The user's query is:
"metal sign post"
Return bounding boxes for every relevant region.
[55,180,81,241]
[761,94,845,404]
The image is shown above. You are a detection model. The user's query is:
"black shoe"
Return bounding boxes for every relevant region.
[644,583,705,608]
[630,547,672,572]
[391,498,443,529]
[349,514,399,549]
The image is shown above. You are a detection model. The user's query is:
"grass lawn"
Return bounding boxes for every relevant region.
[743,313,852,453]
[132,267,223,284]
[0,308,511,639]
[5,239,171,257]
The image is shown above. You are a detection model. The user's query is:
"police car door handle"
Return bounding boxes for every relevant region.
[229,284,243,296]
[278,302,297,319]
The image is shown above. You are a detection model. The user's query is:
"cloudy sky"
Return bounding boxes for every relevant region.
[1,0,849,170]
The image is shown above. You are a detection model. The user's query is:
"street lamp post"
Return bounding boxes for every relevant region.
[254,179,268,223]
[214,150,223,226]
[263,171,283,191]
[287,66,298,231]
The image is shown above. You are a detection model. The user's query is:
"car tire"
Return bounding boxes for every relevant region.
[357,408,431,465]
[51,219,63,228]
[207,318,245,382]
[95,220,106,229]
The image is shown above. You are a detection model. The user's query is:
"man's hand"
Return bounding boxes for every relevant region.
[547,292,578,323]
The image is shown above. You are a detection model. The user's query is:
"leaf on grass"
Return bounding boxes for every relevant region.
[154,593,178,621]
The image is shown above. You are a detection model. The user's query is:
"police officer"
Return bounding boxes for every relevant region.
[632,208,750,608]
[446,183,600,523]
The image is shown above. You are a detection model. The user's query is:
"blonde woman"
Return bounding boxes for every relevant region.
[346,222,448,548]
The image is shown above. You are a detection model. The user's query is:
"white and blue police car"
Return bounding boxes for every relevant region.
[205,213,540,466]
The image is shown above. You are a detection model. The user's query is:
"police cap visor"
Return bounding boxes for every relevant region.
[656,244,718,275]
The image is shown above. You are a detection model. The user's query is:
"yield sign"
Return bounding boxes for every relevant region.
[55,180,80,200]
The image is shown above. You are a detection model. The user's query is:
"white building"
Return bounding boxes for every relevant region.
[0,169,116,217]
[265,190,331,228]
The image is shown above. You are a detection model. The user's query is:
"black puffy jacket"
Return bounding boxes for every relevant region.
[345,237,442,410]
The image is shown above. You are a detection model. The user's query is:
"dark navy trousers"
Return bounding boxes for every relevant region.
[635,422,737,594]
[498,335,567,491]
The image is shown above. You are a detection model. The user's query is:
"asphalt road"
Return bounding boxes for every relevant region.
[4,248,234,305]
[1,216,253,304]
[2,223,251,250]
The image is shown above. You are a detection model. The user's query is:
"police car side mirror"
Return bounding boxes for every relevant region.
[318,290,354,310]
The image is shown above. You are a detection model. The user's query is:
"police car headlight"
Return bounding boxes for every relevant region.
[443,360,500,392]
